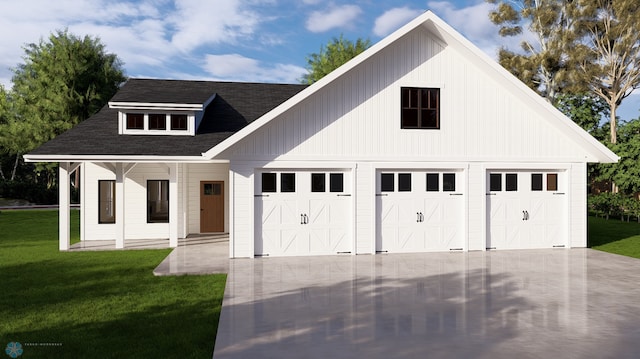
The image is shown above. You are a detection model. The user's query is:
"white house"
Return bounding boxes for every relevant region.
[25,11,618,257]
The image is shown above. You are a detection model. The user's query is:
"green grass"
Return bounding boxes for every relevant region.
[0,210,226,358]
[588,215,640,258]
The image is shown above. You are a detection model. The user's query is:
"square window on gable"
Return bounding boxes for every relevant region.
[401,87,440,129]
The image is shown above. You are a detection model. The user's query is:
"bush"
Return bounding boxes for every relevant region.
[588,192,640,222]
[0,180,58,205]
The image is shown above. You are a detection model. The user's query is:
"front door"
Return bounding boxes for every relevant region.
[201,181,224,233]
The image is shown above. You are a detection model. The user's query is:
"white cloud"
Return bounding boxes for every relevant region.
[373,7,422,37]
[306,5,362,33]
[203,54,306,83]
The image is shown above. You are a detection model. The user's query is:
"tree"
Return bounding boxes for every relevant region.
[575,0,640,144]
[302,35,371,84]
[0,30,126,186]
[598,118,640,194]
[487,0,583,103]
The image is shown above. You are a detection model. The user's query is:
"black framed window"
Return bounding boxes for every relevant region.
[147,180,169,223]
[311,173,325,192]
[261,173,276,193]
[98,180,115,224]
[401,87,440,129]
[126,113,144,130]
[171,114,188,130]
[398,173,412,192]
[148,114,166,130]
[381,173,394,192]
[280,173,296,192]
[426,173,439,192]
[443,173,456,192]
[531,174,543,191]
[489,174,502,192]
[329,173,344,193]
[506,174,518,191]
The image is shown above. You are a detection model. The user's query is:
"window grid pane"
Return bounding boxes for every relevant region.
[401,87,440,129]
[261,173,276,193]
[311,173,325,192]
[443,173,456,192]
[547,173,558,191]
[280,173,296,193]
[171,114,188,130]
[506,174,518,191]
[426,173,439,192]
[330,173,344,193]
[381,173,394,192]
[148,114,166,130]
[126,113,144,129]
[398,173,412,192]
[531,174,543,191]
[489,174,502,192]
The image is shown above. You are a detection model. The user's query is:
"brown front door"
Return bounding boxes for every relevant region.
[201,181,224,232]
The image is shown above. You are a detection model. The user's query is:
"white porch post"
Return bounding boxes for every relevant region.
[169,163,179,248]
[115,163,125,249]
[59,162,71,251]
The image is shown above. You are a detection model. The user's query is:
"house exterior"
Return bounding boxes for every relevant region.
[25,11,618,257]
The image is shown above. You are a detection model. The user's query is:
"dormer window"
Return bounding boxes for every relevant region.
[171,114,188,130]
[126,114,144,130]
[149,114,167,130]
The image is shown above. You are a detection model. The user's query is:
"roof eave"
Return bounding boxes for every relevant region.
[23,154,226,163]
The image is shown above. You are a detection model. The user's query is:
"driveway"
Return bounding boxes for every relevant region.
[213,249,640,359]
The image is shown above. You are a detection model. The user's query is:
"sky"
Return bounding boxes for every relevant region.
[0,0,639,120]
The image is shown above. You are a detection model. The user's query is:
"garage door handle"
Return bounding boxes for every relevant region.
[525,211,529,220]
[417,212,420,222]
[522,211,526,221]
[301,214,304,225]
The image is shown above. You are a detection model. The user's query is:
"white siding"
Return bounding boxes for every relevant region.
[83,162,117,240]
[468,164,484,251]
[229,162,255,258]
[356,163,374,254]
[223,26,591,163]
[569,163,588,248]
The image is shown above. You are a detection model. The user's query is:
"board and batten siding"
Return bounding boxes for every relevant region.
[223,25,592,163]
[185,163,230,234]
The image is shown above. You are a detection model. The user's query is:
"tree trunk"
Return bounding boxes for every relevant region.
[0,163,5,180]
[10,153,20,181]
[610,103,617,144]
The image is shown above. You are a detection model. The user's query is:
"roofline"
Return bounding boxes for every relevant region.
[108,102,204,111]
[202,10,618,164]
[23,154,224,163]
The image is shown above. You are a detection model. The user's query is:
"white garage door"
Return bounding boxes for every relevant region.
[255,170,351,256]
[487,171,567,250]
[376,170,465,253]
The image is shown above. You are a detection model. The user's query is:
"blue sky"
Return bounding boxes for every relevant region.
[0,0,638,120]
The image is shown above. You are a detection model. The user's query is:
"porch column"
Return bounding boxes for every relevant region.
[59,162,71,251]
[169,163,178,248]
[115,163,125,249]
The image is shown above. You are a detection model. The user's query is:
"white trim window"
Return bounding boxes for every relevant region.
[120,112,195,136]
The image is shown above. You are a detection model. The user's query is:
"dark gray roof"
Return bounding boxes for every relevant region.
[28,79,307,157]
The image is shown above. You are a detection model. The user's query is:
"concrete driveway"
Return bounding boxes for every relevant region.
[213,249,640,358]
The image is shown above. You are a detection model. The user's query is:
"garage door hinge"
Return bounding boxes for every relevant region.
[336,194,352,197]
[255,254,270,257]
[254,194,269,197]
[337,251,352,254]
[553,245,566,248]
[486,193,496,196]
[449,193,463,196]
[450,248,463,251]
[376,250,388,253]
[486,247,496,250]
[553,193,566,195]
[376,194,388,197]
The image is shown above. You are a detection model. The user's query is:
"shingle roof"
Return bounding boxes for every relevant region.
[28,79,307,157]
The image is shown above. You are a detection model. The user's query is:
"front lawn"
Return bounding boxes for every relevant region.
[0,210,225,358]
[588,215,640,258]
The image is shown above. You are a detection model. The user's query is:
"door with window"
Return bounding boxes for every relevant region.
[255,170,351,256]
[376,170,464,253]
[486,171,567,250]
[201,181,224,233]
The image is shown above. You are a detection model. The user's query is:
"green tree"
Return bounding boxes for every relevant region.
[0,30,126,186]
[575,0,640,144]
[302,34,371,84]
[598,118,640,194]
[487,0,582,103]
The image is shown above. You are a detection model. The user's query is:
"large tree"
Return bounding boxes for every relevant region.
[598,118,640,194]
[575,0,640,144]
[302,35,371,84]
[0,30,126,185]
[487,0,583,103]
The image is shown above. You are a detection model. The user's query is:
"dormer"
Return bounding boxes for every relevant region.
[109,94,216,136]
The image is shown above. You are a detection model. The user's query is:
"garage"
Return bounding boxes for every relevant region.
[486,170,567,250]
[255,170,352,256]
[376,170,465,253]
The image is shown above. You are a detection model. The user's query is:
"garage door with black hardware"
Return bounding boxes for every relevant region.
[376,170,464,253]
[255,171,351,256]
[486,171,567,250]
